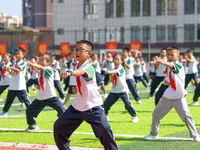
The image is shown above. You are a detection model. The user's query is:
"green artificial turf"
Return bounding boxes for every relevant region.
[0,82,200,150]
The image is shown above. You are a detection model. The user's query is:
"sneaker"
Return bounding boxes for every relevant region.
[106,115,109,121]
[25,124,40,131]
[148,95,154,99]
[132,116,139,123]
[137,100,142,104]
[194,135,200,142]
[60,98,65,103]
[144,134,158,139]
[190,101,199,106]
[0,112,8,118]
[104,93,108,98]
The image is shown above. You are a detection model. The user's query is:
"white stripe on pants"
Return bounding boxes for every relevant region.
[150,96,198,138]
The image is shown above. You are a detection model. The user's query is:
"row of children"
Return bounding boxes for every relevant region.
[0,40,200,149]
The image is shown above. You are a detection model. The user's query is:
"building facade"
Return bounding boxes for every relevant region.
[0,13,22,29]
[54,0,200,55]
[23,0,53,30]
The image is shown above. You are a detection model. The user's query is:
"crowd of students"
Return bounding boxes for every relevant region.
[0,41,200,149]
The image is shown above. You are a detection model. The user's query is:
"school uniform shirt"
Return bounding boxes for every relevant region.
[9,60,27,90]
[187,56,198,74]
[134,62,143,77]
[60,60,67,74]
[163,67,170,83]
[130,57,135,75]
[92,60,101,74]
[28,66,39,79]
[155,57,167,77]
[150,62,156,73]
[110,65,129,93]
[67,59,76,86]
[124,57,134,80]
[141,61,147,73]
[51,59,60,81]
[163,61,188,99]
[37,66,57,100]
[72,60,103,111]
[106,58,114,71]
[0,62,12,85]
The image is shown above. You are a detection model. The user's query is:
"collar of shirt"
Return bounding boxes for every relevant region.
[76,59,89,70]
[16,60,23,65]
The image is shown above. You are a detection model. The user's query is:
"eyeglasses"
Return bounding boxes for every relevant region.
[74,48,90,53]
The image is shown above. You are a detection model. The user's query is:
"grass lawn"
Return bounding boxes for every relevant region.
[0,82,200,150]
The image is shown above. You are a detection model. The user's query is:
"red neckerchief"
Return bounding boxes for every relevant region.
[169,71,176,90]
[198,63,200,69]
[163,67,168,80]
[72,63,76,67]
[39,72,45,95]
[12,64,18,76]
[186,61,189,67]
[1,65,6,80]
[52,64,55,67]
[30,67,34,75]
[76,76,83,96]
[112,74,117,86]
[155,63,159,70]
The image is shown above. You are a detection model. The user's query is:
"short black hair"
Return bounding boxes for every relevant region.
[39,53,50,62]
[160,48,167,52]
[186,49,193,53]
[31,56,37,61]
[77,40,93,51]
[113,54,122,60]
[122,47,130,52]
[167,46,180,54]
[15,47,25,54]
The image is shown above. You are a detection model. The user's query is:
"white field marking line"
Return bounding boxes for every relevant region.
[0,128,193,141]
[0,103,22,108]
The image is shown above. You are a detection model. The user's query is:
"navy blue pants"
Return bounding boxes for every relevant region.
[104,92,137,117]
[26,79,39,93]
[185,73,198,89]
[143,73,149,83]
[104,74,110,86]
[0,85,9,95]
[155,84,169,105]
[3,90,31,112]
[96,72,104,86]
[126,79,140,101]
[134,76,147,87]
[63,77,70,91]
[54,105,118,150]
[54,80,65,99]
[149,76,164,96]
[193,83,200,102]
[26,97,65,125]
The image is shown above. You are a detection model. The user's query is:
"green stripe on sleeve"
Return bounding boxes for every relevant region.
[172,62,182,74]
[118,67,124,77]
[44,68,53,79]
[82,64,94,82]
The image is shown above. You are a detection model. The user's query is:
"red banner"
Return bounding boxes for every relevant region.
[60,42,70,56]
[106,41,117,55]
[18,43,28,56]
[38,42,48,55]
[0,43,7,56]
[130,41,141,51]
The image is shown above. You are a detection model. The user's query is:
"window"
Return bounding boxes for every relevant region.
[106,0,114,18]
[106,27,115,41]
[57,0,64,3]
[168,0,177,15]
[197,0,200,14]
[197,24,200,40]
[116,0,124,17]
[92,0,98,19]
[84,0,90,19]
[84,28,98,43]
[142,26,150,42]
[168,25,177,41]
[143,0,151,16]
[157,0,165,16]
[131,0,140,16]
[184,24,194,41]
[116,27,124,42]
[131,26,140,41]
[156,25,165,41]
[57,28,64,35]
[184,0,194,14]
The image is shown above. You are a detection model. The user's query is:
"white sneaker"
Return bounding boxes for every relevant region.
[132,116,139,123]
[106,115,109,121]
[60,98,65,103]
[25,124,40,132]
[148,95,154,99]
[144,134,158,139]
[104,93,108,98]
[0,112,8,118]
[194,135,200,142]
[137,100,142,104]
[190,101,199,106]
